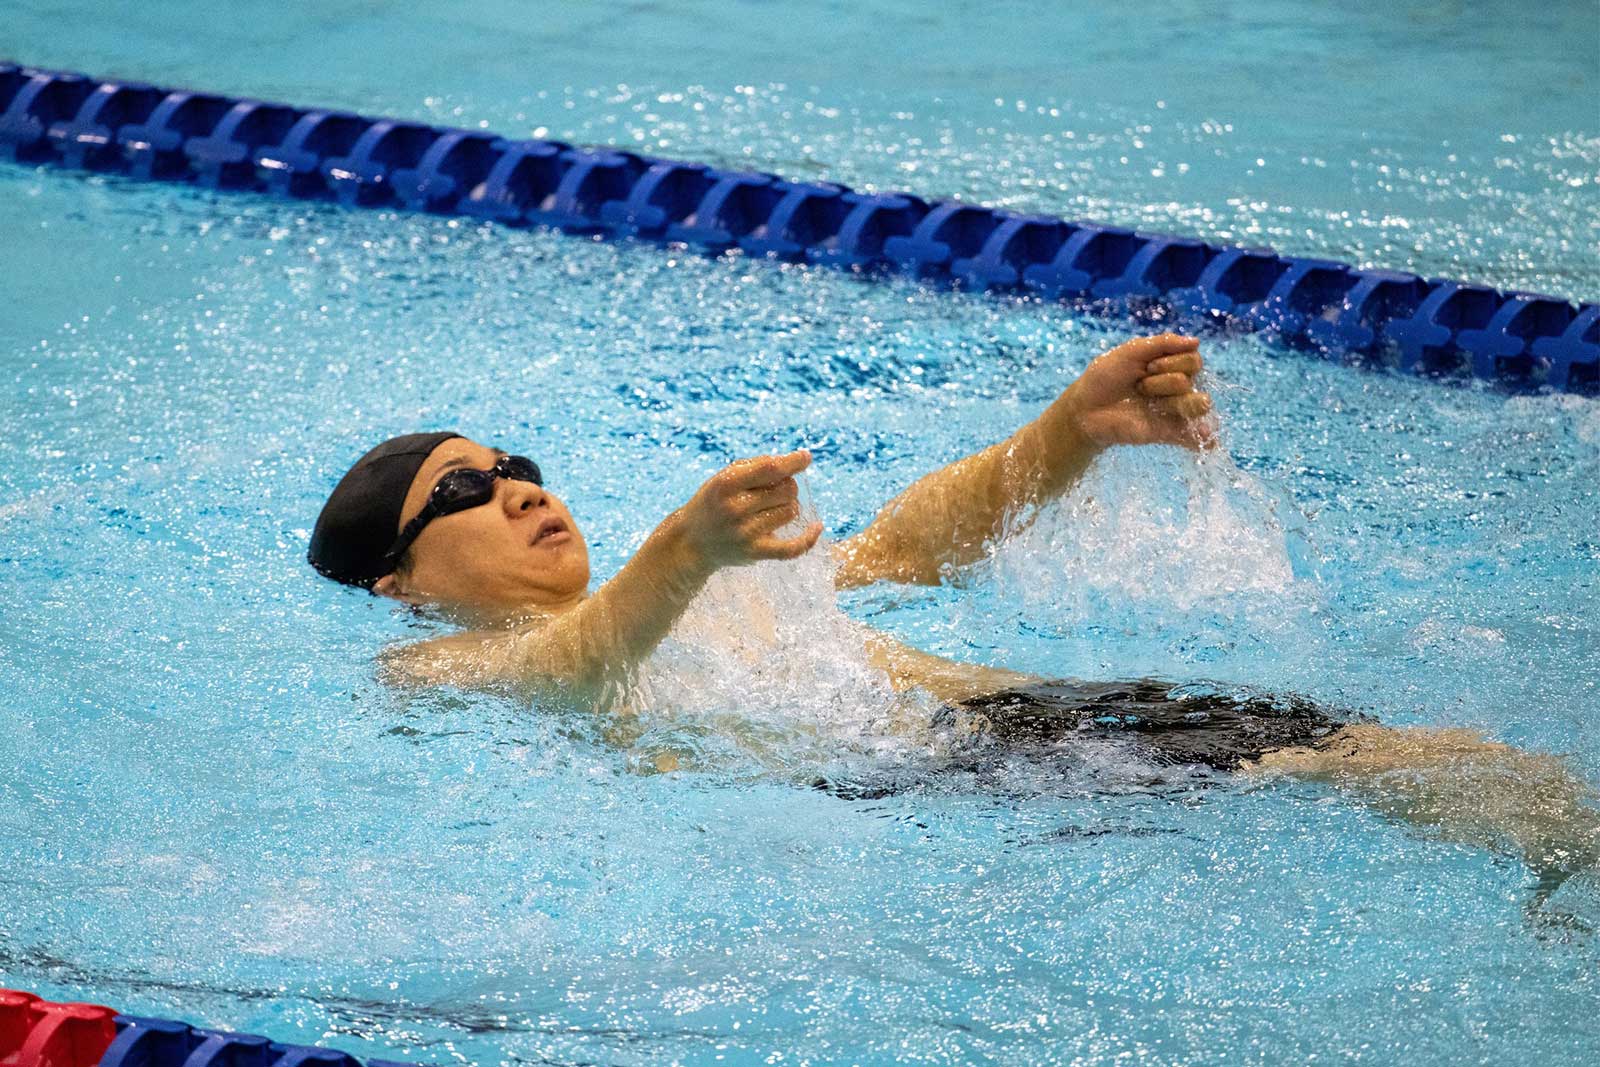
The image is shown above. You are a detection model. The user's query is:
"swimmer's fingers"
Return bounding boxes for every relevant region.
[1155,392,1218,449]
[725,449,812,491]
[1135,372,1198,398]
[750,521,824,561]
[733,479,800,516]
[688,454,816,567]
[741,498,803,535]
[1104,333,1199,376]
[1114,332,1199,358]
[1069,334,1202,411]
[1145,349,1203,378]
[1156,392,1213,420]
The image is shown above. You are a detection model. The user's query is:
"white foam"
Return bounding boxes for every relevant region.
[627,473,903,742]
[987,445,1311,619]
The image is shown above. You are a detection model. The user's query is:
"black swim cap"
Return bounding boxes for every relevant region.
[308,431,461,589]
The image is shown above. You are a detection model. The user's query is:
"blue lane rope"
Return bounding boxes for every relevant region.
[101,1014,420,1067]
[0,985,423,1067]
[3,62,1595,393]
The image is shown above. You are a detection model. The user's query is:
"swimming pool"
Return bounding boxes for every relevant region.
[2,3,1598,1065]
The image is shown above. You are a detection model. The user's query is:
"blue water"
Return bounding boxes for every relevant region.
[2,3,1598,1066]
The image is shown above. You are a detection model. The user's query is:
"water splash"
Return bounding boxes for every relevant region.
[623,473,910,756]
[988,444,1318,621]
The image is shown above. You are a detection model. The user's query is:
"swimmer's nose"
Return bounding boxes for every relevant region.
[502,478,547,516]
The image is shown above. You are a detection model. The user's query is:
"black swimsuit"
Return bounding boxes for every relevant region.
[943,677,1358,771]
[812,678,1363,800]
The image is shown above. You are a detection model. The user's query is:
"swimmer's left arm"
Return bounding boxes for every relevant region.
[832,333,1213,587]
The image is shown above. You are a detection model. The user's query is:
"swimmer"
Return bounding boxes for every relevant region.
[309,333,1599,899]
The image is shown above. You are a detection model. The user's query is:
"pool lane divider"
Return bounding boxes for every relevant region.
[2,62,1596,394]
[0,989,418,1067]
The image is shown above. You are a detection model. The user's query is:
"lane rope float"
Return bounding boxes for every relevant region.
[1,62,1595,393]
[0,987,418,1067]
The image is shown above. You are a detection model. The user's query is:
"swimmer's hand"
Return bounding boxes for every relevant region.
[676,450,824,570]
[1048,333,1216,451]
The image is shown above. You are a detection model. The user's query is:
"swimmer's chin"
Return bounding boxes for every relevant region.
[380,585,578,634]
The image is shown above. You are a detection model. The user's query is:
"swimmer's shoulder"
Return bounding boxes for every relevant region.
[377,616,564,694]
[378,629,493,688]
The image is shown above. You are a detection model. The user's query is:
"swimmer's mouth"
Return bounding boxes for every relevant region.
[531,516,571,547]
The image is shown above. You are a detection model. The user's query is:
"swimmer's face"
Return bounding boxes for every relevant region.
[372,437,590,614]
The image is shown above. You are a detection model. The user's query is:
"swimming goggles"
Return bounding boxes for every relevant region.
[383,454,543,568]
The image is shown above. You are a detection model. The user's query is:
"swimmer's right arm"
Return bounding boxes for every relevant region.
[831,334,1214,587]
[384,451,822,696]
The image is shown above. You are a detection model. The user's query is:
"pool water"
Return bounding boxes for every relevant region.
[2,3,1598,1065]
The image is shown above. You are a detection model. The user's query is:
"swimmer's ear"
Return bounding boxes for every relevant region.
[371,573,422,604]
